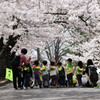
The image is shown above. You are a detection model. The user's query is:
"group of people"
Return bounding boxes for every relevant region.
[11,48,99,90]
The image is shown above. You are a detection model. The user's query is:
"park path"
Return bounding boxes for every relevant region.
[0,83,100,100]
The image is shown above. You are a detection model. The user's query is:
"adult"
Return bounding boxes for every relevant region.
[12,48,31,89]
[85,59,98,87]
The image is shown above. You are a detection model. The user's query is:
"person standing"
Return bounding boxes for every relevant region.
[49,61,58,88]
[41,60,49,88]
[76,61,84,87]
[12,48,31,89]
[57,62,65,87]
[33,60,41,88]
[23,64,33,89]
[65,58,74,87]
[85,59,98,87]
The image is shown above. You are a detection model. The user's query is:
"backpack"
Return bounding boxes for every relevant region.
[78,67,83,73]
[89,66,99,83]
[59,67,65,76]
[34,66,40,72]
[11,55,20,69]
[23,66,30,72]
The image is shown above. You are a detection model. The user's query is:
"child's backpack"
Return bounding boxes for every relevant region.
[50,66,56,70]
[24,66,30,72]
[34,66,40,72]
[89,66,99,83]
[78,67,83,73]
[41,66,46,71]
[11,55,20,69]
[58,67,65,76]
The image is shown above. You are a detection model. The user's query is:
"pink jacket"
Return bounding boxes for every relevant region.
[33,65,40,74]
[18,53,31,69]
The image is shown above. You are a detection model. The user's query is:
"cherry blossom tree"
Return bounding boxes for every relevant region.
[46,0,100,65]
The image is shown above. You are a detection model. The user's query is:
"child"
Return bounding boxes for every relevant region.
[33,60,41,88]
[49,61,58,88]
[66,58,74,87]
[76,61,84,87]
[23,64,32,89]
[41,60,49,88]
[57,62,65,87]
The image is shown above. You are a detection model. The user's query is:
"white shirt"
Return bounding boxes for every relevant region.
[42,66,49,76]
[50,66,58,76]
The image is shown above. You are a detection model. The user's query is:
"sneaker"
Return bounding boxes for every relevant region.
[79,86,82,88]
[14,87,18,90]
[18,86,22,90]
[23,87,27,90]
[37,86,40,89]
[33,86,37,89]
[27,87,30,89]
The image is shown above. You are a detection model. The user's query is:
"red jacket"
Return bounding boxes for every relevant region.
[18,53,31,69]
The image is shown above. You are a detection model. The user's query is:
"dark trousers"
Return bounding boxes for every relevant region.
[50,75,58,86]
[42,74,49,87]
[13,69,21,88]
[77,74,82,86]
[67,73,73,87]
[34,74,40,86]
[24,73,31,87]
[21,77,24,88]
[58,76,65,86]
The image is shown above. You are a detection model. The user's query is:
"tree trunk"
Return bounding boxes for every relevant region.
[37,48,40,61]
[0,35,20,79]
